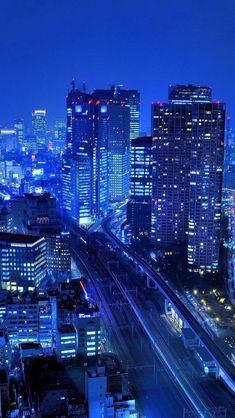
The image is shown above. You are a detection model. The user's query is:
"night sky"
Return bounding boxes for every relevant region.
[0,0,235,132]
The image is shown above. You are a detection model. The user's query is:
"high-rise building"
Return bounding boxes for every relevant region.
[187,101,225,273]
[54,119,66,152]
[93,85,140,141]
[32,110,47,151]
[93,86,139,202]
[0,232,47,291]
[127,136,153,238]
[14,118,24,150]
[62,84,109,225]
[106,104,130,201]
[152,85,225,273]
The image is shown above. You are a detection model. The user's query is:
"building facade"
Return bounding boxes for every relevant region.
[0,232,47,291]
[32,109,47,151]
[127,136,152,238]
[152,85,225,273]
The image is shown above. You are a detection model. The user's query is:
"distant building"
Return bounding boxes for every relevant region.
[24,193,71,279]
[0,200,12,232]
[32,110,47,151]
[54,119,66,152]
[127,136,152,238]
[0,232,47,291]
[14,118,24,150]
[0,128,18,153]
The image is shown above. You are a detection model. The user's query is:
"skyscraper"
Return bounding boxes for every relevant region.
[54,119,66,152]
[127,136,153,238]
[106,104,130,201]
[93,86,136,201]
[62,84,109,225]
[14,118,24,150]
[152,85,225,273]
[32,110,47,151]
[93,85,140,141]
[187,101,225,273]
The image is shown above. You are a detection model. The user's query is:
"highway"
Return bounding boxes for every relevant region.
[101,214,235,397]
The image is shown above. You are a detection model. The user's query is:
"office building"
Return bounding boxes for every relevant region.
[0,128,18,153]
[106,104,130,201]
[0,232,47,291]
[93,85,140,141]
[62,83,109,225]
[127,136,152,238]
[94,85,139,201]
[56,280,101,358]
[54,119,66,152]
[56,324,76,359]
[14,118,24,150]
[32,109,47,151]
[0,200,12,232]
[24,193,71,278]
[152,85,225,273]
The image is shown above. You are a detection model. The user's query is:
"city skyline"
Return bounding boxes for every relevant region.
[0,2,235,417]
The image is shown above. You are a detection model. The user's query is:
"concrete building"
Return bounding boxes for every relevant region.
[0,232,47,291]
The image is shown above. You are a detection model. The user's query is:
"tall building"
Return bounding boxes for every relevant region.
[24,193,71,279]
[0,232,47,291]
[152,85,225,273]
[62,84,109,225]
[127,136,153,238]
[106,104,130,201]
[32,110,47,151]
[14,118,24,150]
[54,119,66,152]
[93,87,135,202]
[93,85,140,141]
[187,101,225,273]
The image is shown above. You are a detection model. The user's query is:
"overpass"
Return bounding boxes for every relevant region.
[101,215,235,395]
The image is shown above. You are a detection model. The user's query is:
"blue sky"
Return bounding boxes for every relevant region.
[0,0,234,132]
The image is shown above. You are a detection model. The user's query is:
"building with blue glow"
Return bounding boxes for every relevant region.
[106,104,130,202]
[0,232,47,291]
[56,324,76,359]
[62,84,109,225]
[32,109,47,151]
[93,85,140,141]
[93,86,139,202]
[152,85,225,273]
[14,118,24,151]
[127,136,152,238]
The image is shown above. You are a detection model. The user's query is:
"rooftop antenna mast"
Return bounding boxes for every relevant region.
[82,81,87,93]
[71,78,76,90]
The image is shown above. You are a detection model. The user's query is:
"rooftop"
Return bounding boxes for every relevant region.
[0,232,43,245]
